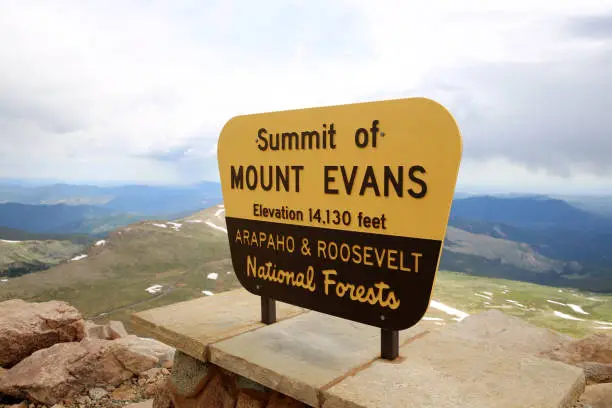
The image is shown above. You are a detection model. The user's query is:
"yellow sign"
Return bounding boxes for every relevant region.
[217,97,462,330]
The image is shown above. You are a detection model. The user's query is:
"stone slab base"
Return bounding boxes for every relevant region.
[135,290,586,408]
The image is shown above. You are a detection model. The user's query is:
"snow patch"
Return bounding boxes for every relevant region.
[595,326,612,330]
[553,311,584,321]
[207,273,218,280]
[146,285,163,294]
[594,321,612,326]
[586,297,602,302]
[558,289,563,293]
[567,304,589,315]
[186,219,204,223]
[482,291,493,296]
[1,279,8,282]
[0,239,20,243]
[475,293,492,300]
[95,240,106,246]
[152,223,167,228]
[214,208,225,217]
[205,221,228,233]
[71,254,88,261]
[167,222,182,231]
[202,290,214,296]
[506,300,526,308]
[547,300,566,306]
[429,300,469,321]
[423,317,444,321]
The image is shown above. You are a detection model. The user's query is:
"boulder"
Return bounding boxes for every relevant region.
[107,321,129,339]
[84,321,109,340]
[0,336,173,405]
[115,336,175,373]
[577,383,612,408]
[84,320,129,340]
[0,339,132,404]
[0,299,85,367]
[543,333,612,384]
[545,333,612,365]
[578,362,612,385]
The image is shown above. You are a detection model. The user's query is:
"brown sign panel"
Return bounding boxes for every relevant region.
[217,97,462,331]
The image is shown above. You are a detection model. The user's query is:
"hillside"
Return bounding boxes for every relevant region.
[0,239,86,277]
[0,204,237,327]
[447,196,612,292]
[0,204,610,339]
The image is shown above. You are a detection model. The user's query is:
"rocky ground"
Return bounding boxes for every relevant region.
[0,299,611,408]
[0,299,173,408]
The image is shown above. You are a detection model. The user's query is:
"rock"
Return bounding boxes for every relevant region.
[542,333,612,384]
[194,374,235,408]
[125,400,153,408]
[110,384,138,401]
[578,362,612,385]
[114,336,174,373]
[84,321,128,341]
[140,368,163,382]
[0,299,85,367]
[84,321,109,340]
[50,404,65,408]
[107,321,129,340]
[144,381,165,398]
[0,339,134,404]
[578,383,612,408]
[88,387,108,400]
[235,392,266,408]
[545,333,612,365]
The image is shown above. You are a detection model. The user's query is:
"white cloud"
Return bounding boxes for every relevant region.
[0,0,611,192]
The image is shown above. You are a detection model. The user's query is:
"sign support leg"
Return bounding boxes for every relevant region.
[261,296,276,324]
[381,328,399,360]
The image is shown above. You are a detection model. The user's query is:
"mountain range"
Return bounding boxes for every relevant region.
[0,181,223,235]
[0,181,610,294]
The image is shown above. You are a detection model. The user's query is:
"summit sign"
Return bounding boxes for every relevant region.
[217,97,462,332]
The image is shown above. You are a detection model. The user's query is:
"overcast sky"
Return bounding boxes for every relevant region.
[1,0,611,194]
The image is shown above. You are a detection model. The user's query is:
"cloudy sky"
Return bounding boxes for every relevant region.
[1,0,611,194]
